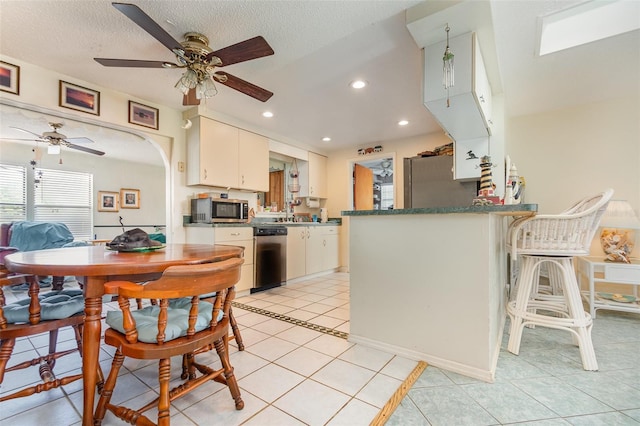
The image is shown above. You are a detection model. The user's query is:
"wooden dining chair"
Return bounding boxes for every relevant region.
[94,258,245,426]
[0,273,95,402]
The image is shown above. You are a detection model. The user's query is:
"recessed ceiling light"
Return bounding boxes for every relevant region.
[350,80,367,89]
[398,120,409,126]
[262,111,274,118]
[322,137,331,142]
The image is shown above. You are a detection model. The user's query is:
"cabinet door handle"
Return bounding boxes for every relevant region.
[241,175,245,184]
[300,231,305,239]
[306,230,310,238]
[323,240,326,246]
[203,169,207,180]
[230,232,240,236]
[479,95,485,103]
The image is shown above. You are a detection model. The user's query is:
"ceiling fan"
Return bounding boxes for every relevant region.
[94,2,275,106]
[3,122,105,156]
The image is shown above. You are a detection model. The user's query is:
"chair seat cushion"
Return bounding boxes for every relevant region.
[3,289,84,324]
[106,298,223,343]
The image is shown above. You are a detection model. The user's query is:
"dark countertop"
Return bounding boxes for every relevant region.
[342,204,537,216]
[184,221,341,228]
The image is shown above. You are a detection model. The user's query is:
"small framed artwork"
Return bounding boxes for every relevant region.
[120,188,140,209]
[128,101,159,130]
[59,80,100,115]
[98,191,119,212]
[0,61,20,95]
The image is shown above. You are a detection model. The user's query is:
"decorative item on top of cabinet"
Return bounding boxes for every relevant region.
[297,152,328,198]
[186,116,269,191]
[424,32,492,141]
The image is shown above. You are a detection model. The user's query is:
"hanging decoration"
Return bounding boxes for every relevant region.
[443,24,455,108]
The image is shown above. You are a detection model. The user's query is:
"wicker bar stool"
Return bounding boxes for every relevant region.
[506,189,613,371]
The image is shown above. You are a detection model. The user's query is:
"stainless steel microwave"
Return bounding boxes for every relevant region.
[191,197,249,223]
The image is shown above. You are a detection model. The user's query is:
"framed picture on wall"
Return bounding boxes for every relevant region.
[98,191,119,212]
[59,80,100,115]
[128,101,158,130]
[120,188,140,209]
[0,61,20,95]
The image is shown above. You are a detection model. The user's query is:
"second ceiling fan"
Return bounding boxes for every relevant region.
[94,2,274,106]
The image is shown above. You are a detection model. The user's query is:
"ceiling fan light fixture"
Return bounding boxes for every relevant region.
[195,76,218,100]
[175,68,198,95]
[47,144,61,155]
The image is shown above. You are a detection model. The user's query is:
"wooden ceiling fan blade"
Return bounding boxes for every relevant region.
[183,88,200,106]
[208,36,274,66]
[215,72,273,102]
[65,143,105,156]
[94,58,174,68]
[112,3,183,53]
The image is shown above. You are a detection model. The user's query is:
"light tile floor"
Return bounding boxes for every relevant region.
[2,272,640,425]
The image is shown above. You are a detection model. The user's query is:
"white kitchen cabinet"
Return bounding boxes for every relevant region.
[321,226,339,271]
[214,227,255,293]
[286,225,340,280]
[184,226,254,292]
[424,32,492,141]
[238,129,269,192]
[286,227,307,280]
[305,226,324,275]
[298,152,328,198]
[454,137,489,181]
[187,116,269,191]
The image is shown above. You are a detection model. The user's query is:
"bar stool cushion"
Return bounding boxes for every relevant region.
[3,289,84,323]
[106,298,221,343]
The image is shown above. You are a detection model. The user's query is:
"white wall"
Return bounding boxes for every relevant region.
[506,95,640,257]
[0,140,165,240]
[0,55,190,240]
[506,96,639,215]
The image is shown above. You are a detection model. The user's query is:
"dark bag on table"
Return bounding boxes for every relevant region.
[107,228,162,251]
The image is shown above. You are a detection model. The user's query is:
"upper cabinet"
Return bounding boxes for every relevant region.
[187,116,269,192]
[298,152,328,198]
[238,129,269,192]
[424,32,492,141]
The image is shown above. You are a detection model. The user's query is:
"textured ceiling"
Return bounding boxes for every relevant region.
[1,0,638,165]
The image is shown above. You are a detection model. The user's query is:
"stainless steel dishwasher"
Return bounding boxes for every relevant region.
[252,225,287,293]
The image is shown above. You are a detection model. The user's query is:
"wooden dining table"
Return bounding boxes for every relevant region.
[4,243,244,426]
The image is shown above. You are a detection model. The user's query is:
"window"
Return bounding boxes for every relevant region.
[0,163,93,240]
[380,183,394,210]
[0,164,27,223]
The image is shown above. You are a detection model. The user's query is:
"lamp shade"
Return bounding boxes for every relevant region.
[600,200,640,229]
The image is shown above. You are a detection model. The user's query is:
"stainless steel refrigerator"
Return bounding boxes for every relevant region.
[404,155,479,208]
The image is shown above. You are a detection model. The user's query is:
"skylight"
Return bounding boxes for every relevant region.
[538,0,640,56]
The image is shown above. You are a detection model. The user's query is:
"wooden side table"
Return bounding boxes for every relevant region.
[577,256,640,318]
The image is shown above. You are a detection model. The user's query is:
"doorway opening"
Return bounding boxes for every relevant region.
[350,153,395,211]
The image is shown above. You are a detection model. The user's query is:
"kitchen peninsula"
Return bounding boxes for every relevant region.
[342,204,537,382]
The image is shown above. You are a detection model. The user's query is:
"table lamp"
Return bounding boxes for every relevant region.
[599,200,640,263]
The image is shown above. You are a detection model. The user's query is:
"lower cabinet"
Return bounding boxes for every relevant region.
[286,225,340,280]
[185,226,254,292]
[286,227,307,280]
